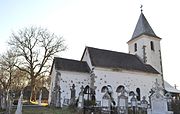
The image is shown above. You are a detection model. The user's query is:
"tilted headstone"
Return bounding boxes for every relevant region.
[15,91,23,114]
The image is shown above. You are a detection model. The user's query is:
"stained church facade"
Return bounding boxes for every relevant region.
[48,12,175,107]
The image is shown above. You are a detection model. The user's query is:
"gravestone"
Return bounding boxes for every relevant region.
[38,90,42,105]
[102,91,111,114]
[15,91,23,114]
[117,88,128,114]
[148,79,173,114]
[131,94,138,114]
[151,92,168,114]
[70,84,76,105]
[51,71,61,107]
[165,93,173,111]
[78,86,84,109]
[141,96,148,112]
[55,86,61,107]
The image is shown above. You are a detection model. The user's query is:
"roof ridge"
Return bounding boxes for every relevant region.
[54,57,84,63]
[87,46,134,56]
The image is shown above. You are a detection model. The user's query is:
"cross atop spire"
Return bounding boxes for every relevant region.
[140,5,143,13]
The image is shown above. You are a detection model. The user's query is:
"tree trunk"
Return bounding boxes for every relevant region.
[30,77,36,102]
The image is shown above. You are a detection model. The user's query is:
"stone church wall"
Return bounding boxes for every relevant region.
[93,67,162,105]
[59,70,90,106]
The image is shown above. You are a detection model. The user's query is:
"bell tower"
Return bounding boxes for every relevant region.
[127,11,163,74]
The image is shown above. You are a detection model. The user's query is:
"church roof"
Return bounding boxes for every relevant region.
[86,47,159,74]
[129,12,160,42]
[52,57,90,73]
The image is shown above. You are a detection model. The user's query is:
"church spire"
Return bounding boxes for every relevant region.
[129,11,159,42]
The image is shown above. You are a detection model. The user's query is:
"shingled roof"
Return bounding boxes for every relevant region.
[129,12,160,42]
[86,47,159,74]
[52,57,90,73]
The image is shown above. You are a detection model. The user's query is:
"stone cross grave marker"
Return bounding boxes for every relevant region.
[149,79,172,114]
[70,84,76,105]
[117,89,128,114]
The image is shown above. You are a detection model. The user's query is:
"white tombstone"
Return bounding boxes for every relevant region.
[15,91,23,114]
[102,92,111,114]
[117,89,128,114]
[38,90,42,105]
[151,93,168,114]
[150,80,173,114]
[78,86,84,109]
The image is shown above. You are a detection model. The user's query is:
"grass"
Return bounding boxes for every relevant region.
[11,106,79,114]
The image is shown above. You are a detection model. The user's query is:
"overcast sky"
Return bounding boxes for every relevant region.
[1,0,180,89]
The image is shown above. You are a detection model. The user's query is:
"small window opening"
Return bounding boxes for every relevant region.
[134,43,137,52]
[150,41,154,51]
[136,88,141,101]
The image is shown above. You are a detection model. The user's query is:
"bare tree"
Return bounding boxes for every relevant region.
[0,50,17,92]
[0,50,18,111]
[8,26,66,101]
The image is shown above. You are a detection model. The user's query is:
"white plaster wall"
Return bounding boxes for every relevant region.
[93,67,162,105]
[59,70,90,106]
[81,48,93,70]
[128,35,162,74]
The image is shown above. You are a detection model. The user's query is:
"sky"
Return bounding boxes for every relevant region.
[1,0,180,89]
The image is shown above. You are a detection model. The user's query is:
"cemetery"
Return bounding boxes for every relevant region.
[1,78,180,114]
[48,79,178,114]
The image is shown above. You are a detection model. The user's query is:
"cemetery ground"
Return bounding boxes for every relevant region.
[1,106,78,114]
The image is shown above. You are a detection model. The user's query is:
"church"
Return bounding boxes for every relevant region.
[48,11,180,107]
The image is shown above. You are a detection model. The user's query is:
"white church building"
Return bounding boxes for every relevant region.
[48,12,180,107]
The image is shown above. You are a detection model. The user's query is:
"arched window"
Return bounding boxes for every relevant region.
[129,91,135,96]
[134,43,137,52]
[136,88,141,101]
[150,41,154,51]
[116,85,125,93]
[101,86,108,93]
[84,85,90,101]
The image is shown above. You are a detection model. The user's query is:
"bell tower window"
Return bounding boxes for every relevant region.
[134,43,137,52]
[150,41,154,51]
